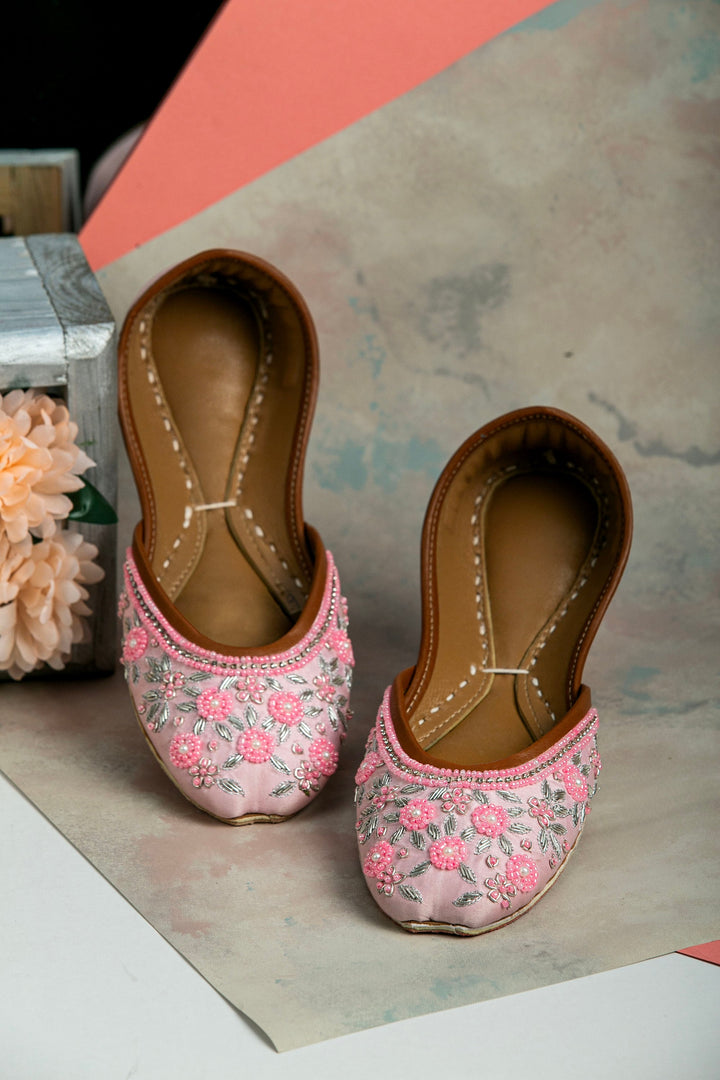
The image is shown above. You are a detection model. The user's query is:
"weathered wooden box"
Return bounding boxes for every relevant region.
[0,233,117,677]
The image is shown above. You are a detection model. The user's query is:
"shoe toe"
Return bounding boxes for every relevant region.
[120,549,353,824]
[356,690,601,934]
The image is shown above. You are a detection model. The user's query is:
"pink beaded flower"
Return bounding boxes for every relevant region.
[364,840,394,878]
[376,867,403,897]
[471,803,510,838]
[197,687,234,722]
[267,691,304,727]
[399,798,435,831]
[505,853,538,893]
[309,736,339,776]
[237,728,275,764]
[429,836,467,871]
[528,797,554,828]
[122,626,148,663]
[294,760,322,795]
[589,746,602,779]
[328,627,354,665]
[355,751,382,785]
[189,757,218,789]
[168,732,203,770]
[313,673,335,701]
[161,670,186,700]
[235,674,266,704]
[485,873,517,909]
[371,784,395,811]
[441,784,472,814]
[559,764,589,802]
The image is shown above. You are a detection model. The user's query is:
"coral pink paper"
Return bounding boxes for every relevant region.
[80,0,556,270]
[678,941,720,967]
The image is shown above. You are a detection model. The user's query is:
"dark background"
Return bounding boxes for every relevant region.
[4,1,224,189]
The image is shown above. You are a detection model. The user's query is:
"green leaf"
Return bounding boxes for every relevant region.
[68,478,118,524]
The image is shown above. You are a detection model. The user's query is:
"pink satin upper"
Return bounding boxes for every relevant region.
[119,548,353,820]
[355,688,601,930]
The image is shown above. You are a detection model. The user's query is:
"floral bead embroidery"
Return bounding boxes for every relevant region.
[294,761,322,795]
[559,764,589,802]
[197,687,234,722]
[399,799,435,831]
[235,674,266,704]
[313,673,335,701]
[121,547,352,817]
[238,728,275,764]
[169,732,203,769]
[528,797,555,828]
[471,803,510,838]
[429,836,467,871]
[485,873,517,909]
[441,784,472,814]
[365,840,394,878]
[309,736,339,776]
[161,670,186,699]
[267,691,304,727]
[371,784,396,811]
[328,627,354,666]
[122,626,148,663]
[356,697,601,925]
[376,867,403,896]
[189,757,218,789]
[505,853,538,893]
[355,751,382,785]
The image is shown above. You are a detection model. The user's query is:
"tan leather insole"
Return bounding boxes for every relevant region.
[151,288,293,646]
[419,470,598,765]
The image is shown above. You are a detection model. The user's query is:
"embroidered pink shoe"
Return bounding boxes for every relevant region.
[118,251,353,824]
[355,407,632,933]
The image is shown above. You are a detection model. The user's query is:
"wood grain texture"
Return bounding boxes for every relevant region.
[0,238,67,385]
[0,150,80,236]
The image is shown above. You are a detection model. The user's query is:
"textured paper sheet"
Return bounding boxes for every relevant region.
[79,0,558,270]
[679,942,720,968]
[2,0,719,1052]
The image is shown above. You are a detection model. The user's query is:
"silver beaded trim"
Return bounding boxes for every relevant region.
[125,560,338,673]
[379,706,596,787]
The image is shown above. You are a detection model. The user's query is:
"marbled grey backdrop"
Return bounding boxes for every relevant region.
[1,0,718,1051]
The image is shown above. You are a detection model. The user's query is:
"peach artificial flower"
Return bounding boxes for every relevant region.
[0,389,95,543]
[0,528,104,680]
